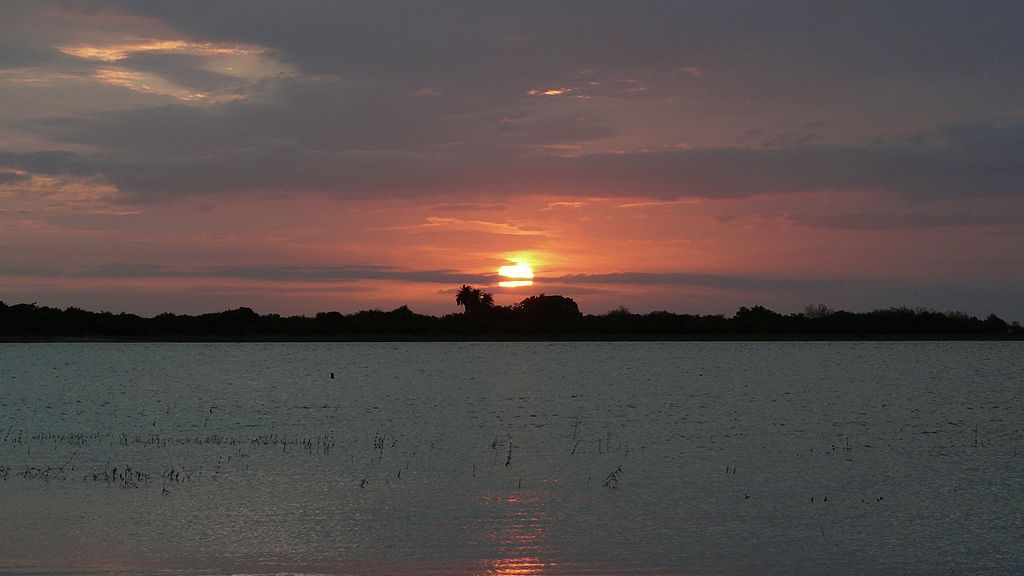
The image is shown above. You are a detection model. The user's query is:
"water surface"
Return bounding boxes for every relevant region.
[1,342,1021,575]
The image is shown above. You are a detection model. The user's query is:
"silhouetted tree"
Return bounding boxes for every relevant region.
[315,311,346,334]
[511,294,582,332]
[455,285,494,316]
[1,298,1020,340]
[733,305,786,333]
[983,313,1009,333]
[803,303,833,319]
[455,285,480,314]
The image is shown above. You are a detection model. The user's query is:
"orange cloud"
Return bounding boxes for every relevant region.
[384,216,547,237]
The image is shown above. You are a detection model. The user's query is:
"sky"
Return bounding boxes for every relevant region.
[1,1,1023,320]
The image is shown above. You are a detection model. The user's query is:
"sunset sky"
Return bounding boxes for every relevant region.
[2,1,1022,320]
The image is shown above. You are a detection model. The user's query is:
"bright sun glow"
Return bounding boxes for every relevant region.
[499,262,534,288]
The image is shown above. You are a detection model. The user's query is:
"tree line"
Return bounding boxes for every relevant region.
[0,289,1020,340]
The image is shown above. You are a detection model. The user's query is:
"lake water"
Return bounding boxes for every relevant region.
[0,342,1021,575]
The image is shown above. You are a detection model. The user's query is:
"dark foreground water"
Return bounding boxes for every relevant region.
[1,342,1021,575]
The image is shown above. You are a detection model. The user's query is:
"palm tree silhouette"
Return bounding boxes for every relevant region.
[455,285,494,315]
[456,285,479,314]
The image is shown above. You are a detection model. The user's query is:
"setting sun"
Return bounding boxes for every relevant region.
[499,262,535,288]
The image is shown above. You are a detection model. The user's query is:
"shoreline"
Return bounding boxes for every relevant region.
[3,333,1022,343]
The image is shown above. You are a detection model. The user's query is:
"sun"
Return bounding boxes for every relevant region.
[498,261,534,288]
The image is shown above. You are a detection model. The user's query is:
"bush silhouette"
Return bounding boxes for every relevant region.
[0,296,1019,340]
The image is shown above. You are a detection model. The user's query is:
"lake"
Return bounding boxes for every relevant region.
[1,342,1021,575]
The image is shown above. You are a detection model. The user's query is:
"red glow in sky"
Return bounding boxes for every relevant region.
[1,3,1022,320]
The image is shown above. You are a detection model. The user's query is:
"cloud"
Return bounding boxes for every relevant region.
[51,35,295,102]
[549,271,1024,320]
[0,37,75,70]
[494,111,618,144]
[386,217,546,237]
[10,2,1024,131]
[544,202,585,210]
[106,2,1023,92]
[0,262,59,277]
[4,4,1024,205]
[616,200,696,209]
[548,122,1024,199]
[552,272,856,293]
[0,170,30,184]
[526,76,652,100]
[111,52,244,91]
[5,120,1024,202]
[0,151,103,177]
[15,261,869,298]
[22,75,467,154]
[430,202,510,212]
[674,66,704,79]
[2,261,886,309]
[61,263,496,285]
[788,212,1024,231]
[205,265,493,284]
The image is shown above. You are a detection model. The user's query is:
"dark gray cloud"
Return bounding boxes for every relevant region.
[202,265,495,285]
[550,272,856,293]
[6,120,1022,202]
[551,122,1024,199]
[0,151,104,177]
[490,111,619,145]
[6,260,887,306]
[0,8,108,73]
[0,170,30,184]
[73,263,496,285]
[43,261,876,294]
[102,2,1024,86]
[23,76,468,154]
[75,263,169,278]
[116,52,243,93]
[4,3,1024,204]
[788,212,1024,231]
[0,38,65,69]
[550,272,1024,320]
[83,0,1024,130]
[0,262,58,277]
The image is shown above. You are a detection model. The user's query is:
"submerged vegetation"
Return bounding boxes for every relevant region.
[0,293,1020,340]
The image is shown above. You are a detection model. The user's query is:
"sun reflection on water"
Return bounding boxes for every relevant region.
[475,492,557,576]
[481,557,555,575]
